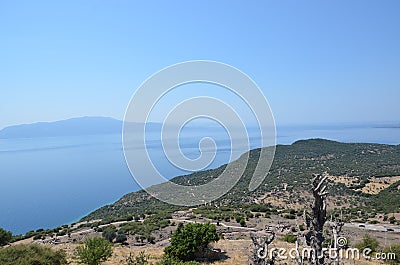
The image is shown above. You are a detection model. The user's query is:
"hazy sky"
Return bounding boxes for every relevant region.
[1,0,399,129]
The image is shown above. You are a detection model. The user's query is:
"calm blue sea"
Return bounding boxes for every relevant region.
[0,124,399,235]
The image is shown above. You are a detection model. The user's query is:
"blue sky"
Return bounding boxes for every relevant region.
[1,0,399,129]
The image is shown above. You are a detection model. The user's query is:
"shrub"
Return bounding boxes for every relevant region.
[33,234,44,240]
[165,223,219,261]
[0,244,67,265]
[115,234,128,244]
[147,235,156,244]
[126,251,150,265]
[0,228,12,246]
[74,237,113,265]
[284,214,296,219]
[102,225,117,242]
[354,234,379,253]
[383,215,388,221]
[235,216,242,223]
[282,234,297,243]
[57,229,68,236]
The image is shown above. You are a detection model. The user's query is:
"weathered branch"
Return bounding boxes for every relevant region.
[250,226,276,265]
[310,174,328,265]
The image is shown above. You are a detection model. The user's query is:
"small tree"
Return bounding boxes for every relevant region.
[74,237,113,265]
[102,225,117,243]
[115,234,127,244]
[0,228,12,246]
[165,222,219,261]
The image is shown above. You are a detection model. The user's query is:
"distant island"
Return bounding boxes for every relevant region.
[375,125,400,129]
[0,117,162,139]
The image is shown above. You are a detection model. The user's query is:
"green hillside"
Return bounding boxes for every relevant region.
[82,139,400,222]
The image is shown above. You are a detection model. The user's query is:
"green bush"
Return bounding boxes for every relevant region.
[147,235,156,244]
[284,214,296,219]
[0,244,67,265]
[354,234,379,253]
[235,216,242,223]
[33,234,44,240]
[282,234,297,243]
[115,234,128,244]
[126,251,150,265]
[57,229,68,236]
[383,215,388,221]
[165,222,219,261]
[389,216,397,224]
[0,228,12,246]
[102,225,117,243]
[74,237,113,265]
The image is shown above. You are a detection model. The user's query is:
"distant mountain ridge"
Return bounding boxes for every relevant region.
[0,117,162,139]
[0,117,122,139]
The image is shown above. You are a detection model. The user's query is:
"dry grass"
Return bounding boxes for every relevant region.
[327,175,358,187]
[327,175,400,195]
[360,176,400,194]
[44,236,393,265]
[51,242,165,265]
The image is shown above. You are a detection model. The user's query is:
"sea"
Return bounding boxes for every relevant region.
[0,123,399,235]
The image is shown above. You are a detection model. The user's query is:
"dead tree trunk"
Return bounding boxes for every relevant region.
[310,174,328,265]
[250,226,275,265]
